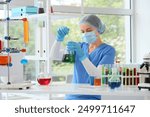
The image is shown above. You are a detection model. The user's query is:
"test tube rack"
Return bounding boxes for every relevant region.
[95,64,141,87]
[0,0,32,89]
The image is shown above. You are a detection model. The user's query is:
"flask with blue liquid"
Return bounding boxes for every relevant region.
[108,68,121,89]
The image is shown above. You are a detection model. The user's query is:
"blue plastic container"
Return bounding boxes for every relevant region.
[11,6,38,17]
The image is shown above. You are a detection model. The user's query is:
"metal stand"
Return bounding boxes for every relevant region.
[0,0,32,90]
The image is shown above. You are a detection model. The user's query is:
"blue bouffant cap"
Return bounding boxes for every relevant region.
[79,15,105,34]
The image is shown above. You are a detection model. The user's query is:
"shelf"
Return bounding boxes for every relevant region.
[25,55,47,61]
[10,13,46,20]
[0,2,7,4]
[10,12,80,20]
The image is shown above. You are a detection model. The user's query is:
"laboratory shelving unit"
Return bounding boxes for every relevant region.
[11,0,83,78]
[0,0,32,89]
[0,0,12,85]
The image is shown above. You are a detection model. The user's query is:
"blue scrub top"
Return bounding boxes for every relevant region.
[65,42,115,100]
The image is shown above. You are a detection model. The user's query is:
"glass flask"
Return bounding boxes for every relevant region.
[62,48,75,63]
[37,73,52,85]
[37,61,52,85]
[108,68,121,89]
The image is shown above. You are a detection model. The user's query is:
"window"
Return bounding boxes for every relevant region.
[50,0,132,79]
[52,0,81,6]
[84,0,130,9]
[0,0,133,82]
[51,14,130,78]
[0,23,4,38]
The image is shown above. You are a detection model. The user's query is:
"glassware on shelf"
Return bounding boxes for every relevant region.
[108,68,121,89]
[37,1,45,14]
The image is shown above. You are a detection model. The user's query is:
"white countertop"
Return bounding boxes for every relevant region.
[0,83,150,99]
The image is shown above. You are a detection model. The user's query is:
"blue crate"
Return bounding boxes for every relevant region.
[11,6,38,17]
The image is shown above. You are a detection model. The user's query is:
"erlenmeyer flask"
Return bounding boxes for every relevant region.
[108,68,121,89]
[62,48,75,63]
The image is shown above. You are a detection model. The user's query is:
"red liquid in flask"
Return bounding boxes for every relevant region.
[37,78,51,85]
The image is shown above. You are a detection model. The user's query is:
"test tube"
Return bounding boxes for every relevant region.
[130,65,133,85]
[102,65,105,85]
[133,67,136,85]
[119,66,122,84]
[136,65,140,85]
[126,67,129,85]
[123,65,126,85]
[105,64,109,85]
[23,20,29,44]
[108,64,112,83]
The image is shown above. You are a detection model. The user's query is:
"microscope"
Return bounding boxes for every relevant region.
[138,52,150,90]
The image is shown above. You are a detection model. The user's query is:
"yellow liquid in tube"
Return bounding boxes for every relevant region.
[24,20,29,44]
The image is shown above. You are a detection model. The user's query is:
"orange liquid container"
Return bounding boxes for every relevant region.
[23,20,29,44]
[0,55,11,65]
[94,78,101,86]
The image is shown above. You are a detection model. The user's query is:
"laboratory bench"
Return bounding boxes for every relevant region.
[0,83,150,100]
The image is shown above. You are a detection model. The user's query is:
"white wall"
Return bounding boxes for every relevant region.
[133,0,150,63]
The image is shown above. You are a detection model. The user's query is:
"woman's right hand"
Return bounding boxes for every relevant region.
[56,26,69,42]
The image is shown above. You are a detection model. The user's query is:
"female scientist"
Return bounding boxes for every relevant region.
[50,15,115,100]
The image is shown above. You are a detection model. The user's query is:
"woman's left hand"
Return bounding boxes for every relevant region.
[67,41,86,61]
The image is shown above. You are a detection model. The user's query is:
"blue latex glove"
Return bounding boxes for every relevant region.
[56,26,69,41]
[67,41,87,61]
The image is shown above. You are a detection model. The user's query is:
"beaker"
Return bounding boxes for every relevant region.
[94,77,101,86]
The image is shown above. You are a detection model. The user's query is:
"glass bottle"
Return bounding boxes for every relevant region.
[37,1,44,14]
[108,67,121,89]
[37,61,52,85]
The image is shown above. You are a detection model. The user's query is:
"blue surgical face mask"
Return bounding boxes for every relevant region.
[82,31,97,44]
